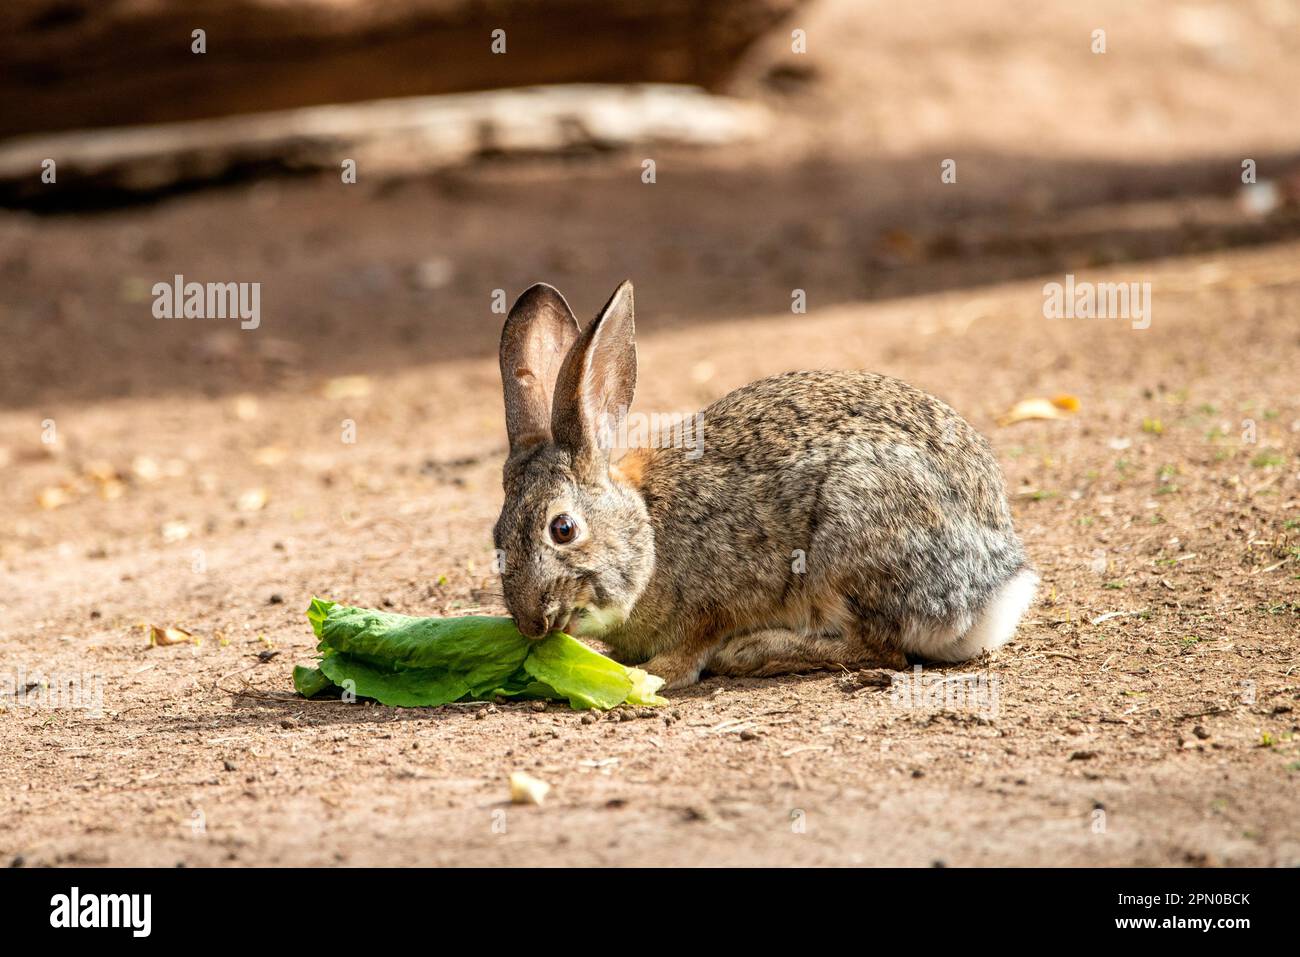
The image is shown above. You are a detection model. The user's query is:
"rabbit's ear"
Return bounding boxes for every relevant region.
[499,283,581,454]
[551,280,637,479]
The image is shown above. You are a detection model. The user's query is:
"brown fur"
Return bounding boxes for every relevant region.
[610,447,652,490]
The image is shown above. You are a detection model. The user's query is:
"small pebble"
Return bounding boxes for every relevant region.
[509,771,550,806]
[268,593,284,605]
[739,729,760,741]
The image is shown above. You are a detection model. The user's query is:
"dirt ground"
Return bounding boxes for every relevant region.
[2,0,1299,866]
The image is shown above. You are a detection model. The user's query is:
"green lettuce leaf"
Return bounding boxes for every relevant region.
[319,652,472,707]
[292,664,335,698]
[626,667,669,707]
[295,597,667,711]
[523,631,636,710]
[306,597,335,639]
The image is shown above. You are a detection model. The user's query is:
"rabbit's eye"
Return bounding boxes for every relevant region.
[548,513,578,545]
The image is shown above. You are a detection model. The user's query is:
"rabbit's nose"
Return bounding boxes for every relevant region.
[514,613,548,639]
[506,598,547,639]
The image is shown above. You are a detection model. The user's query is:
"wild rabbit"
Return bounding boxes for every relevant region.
[493,281,1037,689]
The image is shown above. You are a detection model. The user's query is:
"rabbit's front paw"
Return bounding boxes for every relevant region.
[640,652,706,690]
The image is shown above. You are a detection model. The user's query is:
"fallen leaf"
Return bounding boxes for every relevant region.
[998,395,1080,426]
[148,624,193,647]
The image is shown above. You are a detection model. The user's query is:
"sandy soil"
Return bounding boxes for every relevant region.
[2,0,1299,866]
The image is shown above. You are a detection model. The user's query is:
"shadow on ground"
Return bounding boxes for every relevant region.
[2,146,1298,409]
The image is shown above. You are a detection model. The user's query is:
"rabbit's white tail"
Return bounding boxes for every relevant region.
[898,568,1038,662]
[948,568,1038,660]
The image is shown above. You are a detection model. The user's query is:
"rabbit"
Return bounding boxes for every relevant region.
[492,280,1038,689]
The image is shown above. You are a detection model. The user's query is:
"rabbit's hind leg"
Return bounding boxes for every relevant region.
[707,628,907,678]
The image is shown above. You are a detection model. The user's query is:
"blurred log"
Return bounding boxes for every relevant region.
[0,84,772,207]
[0,0,804,139]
